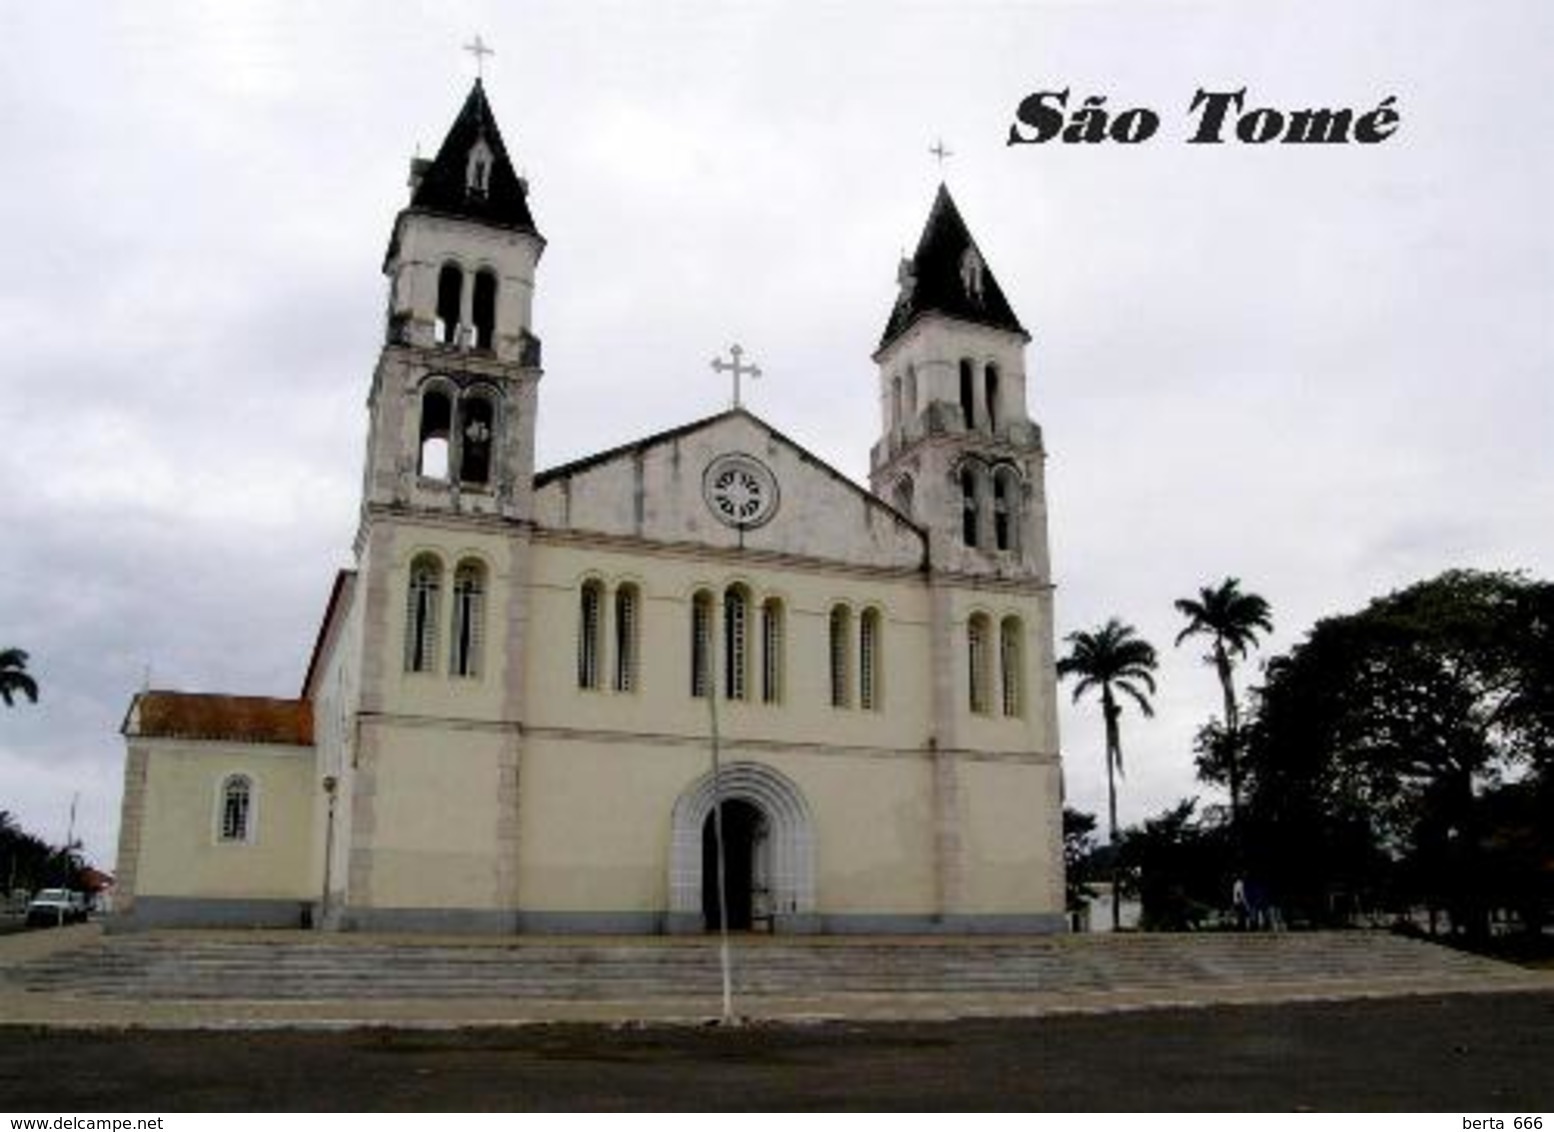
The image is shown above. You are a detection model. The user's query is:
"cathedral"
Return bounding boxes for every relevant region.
[113,80,1066,934]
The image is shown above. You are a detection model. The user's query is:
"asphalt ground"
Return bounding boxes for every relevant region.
[2,990,1551,1111]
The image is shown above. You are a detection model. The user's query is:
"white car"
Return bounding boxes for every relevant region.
[25,888,87,927]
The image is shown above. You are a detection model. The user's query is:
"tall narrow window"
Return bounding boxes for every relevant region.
[472,269,498,351]
[435,263,463,345]
[959,358,976,429]
[458,395,494,486]
[829,605,852,708]
[904,365,918,419]
[578,579,603,690]
[968,613,992,715]
[219,775,252,843]
[405,555,442,673]
[859,608,882,711]
[1000,616,1025,718]
[418,389,452,480]
[450,561,485,678]
[961,466,980,548]
[761,598,784,704]
[691,590,713,698]
[993,470,1011,551]
[724,586,749,701]
[891,374,903,429]
[614,584,640,692]
[984,363,1000,432]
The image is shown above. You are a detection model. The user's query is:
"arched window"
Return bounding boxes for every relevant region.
[905,365,918,420]
[893,475,914,518]
[959,358,976,429]
[418,388,452,480]
[435,263,463,346]
[614,584,640,692]
[891,374,903,429]
[961,466,980,548]
[690,590,714,698]
[466,139,493,196]
[404,555,442,673]
[984,363,1000,432]
[761,598,784,704]
[451,561,485,678]
[968,613,992,715]
[1000,616,1025,718]
[218,774,253,843]
[829,604,852,708]
[993,468,1013,552]
[724,586,750,701]
[472,269,498,351]
[458,394,495,486]
[578,579,603,690]
[859,607,882,711]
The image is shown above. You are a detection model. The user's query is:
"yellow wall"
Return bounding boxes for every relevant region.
[133,740,316,899]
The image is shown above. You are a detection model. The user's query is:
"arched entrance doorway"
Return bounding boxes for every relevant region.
[668,761,816,934]
[701,799,770,931]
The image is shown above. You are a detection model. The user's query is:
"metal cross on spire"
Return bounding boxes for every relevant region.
[711,344,762,409]
[929,137,954,169]
[463,34,495,79]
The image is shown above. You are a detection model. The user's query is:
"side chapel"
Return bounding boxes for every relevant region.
[113,80,1066,934]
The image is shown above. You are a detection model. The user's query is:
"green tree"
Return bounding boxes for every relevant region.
[1244,570,1552,935]
[1062,807,1101,923]
[0,649,39,708]
[1115,799,1232,931]
[1057,618,1159,930]
[1174,579,1272,834]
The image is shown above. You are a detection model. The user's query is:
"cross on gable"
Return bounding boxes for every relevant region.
[930,137,953,168]
[710,344,762,409]
[463,34,495,79]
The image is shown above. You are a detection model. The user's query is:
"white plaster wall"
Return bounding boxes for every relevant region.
[533,414,924,570]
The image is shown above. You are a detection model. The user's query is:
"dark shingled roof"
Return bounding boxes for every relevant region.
[125,692,313,747]
[409,79,539,234]
[878,184,1027,352]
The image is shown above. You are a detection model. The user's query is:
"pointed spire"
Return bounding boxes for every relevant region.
[879,184,1026,352]
[409,79,539,235]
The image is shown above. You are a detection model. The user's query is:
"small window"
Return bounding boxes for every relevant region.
[968,613,992,715]
[472,270,498,351]
[829,605,852,709]
[219,775,253,843]
[961,467,980,548]
[1000,616,1024,718]
[435,263,463,346]
[418,389,452,480]
[860,608,882,711]
[893,475,914,518]
[724,586,750,701]
[761,598,784,704]
[404,555,442,673]
[959,358,975,429]
[993,471,1011,551]
[984,364,1000,432]
[578,580,603,690]
[614,584,640,693]
[891,374,903,429]
[904,365,918,419]
[691,590,714,698]
[459,395,495,486]
[451,561,485,678]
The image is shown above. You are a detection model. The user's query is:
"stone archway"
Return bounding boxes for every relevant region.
[668,761,816,934]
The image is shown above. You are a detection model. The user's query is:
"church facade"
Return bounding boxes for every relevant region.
[113,81,1066,934]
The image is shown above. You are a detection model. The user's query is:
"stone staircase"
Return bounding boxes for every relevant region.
[3,930,1531,1003]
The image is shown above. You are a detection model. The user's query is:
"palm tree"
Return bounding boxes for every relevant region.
[1057,618,1158,930]
[0,649,38,708]
[1173,578,1272,833]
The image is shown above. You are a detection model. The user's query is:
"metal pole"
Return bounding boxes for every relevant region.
[705,614,735,1023]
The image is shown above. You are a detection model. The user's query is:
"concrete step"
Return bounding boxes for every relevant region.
[4,930,1529,1002]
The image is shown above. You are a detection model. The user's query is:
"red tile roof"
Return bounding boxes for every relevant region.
[126,692,313,746]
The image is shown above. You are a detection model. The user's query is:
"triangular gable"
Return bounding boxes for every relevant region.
[535,410,926,571]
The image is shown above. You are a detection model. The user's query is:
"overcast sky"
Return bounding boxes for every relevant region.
[1,1,1550,869]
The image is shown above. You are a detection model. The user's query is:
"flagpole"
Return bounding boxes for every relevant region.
[705,615,735,1024]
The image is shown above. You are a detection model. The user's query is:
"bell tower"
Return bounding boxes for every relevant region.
[869,185,1049,582]
[360,78,545,526]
